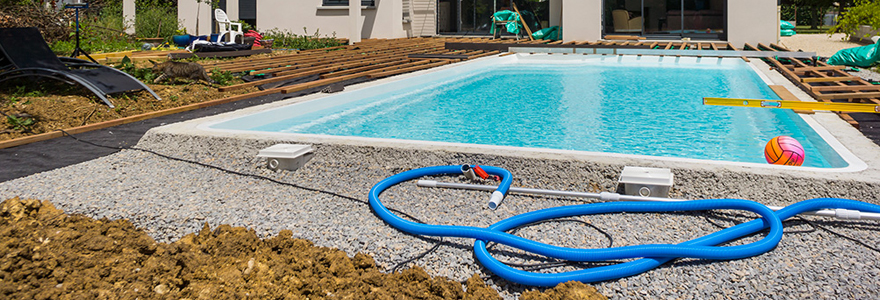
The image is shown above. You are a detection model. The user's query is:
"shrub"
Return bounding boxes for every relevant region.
[829,0,880,39]
[134,0,179,40]
[262,28,343,50]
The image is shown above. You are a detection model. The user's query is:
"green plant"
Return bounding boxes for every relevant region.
[209,68,235,85]
[6,114,34,131]
[134,0,179,40]
[829,0,880,38]
[233,20,255,32]
[114,56,158,82]
[262,28,343,50]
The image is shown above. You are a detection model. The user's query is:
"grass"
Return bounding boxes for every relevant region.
[793,25,834,34]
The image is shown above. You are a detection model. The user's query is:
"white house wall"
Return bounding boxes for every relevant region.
[226,0,240,22]
[255,0,408,40]
[561,0,602,42]
[410,0,436,37]
[178,0,213,36]
[176,0,777,45]
[727,0,777,45]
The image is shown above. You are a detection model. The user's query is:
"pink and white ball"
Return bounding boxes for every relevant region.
[764,136,805,166]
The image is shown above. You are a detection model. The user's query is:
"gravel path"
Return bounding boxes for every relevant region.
[3,133,880,299]
[779,33,865,58]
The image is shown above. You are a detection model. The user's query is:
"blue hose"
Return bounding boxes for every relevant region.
[368,165,880,287]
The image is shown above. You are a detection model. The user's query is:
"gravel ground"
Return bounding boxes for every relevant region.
[3,132,880,299]
[779,33,865,58]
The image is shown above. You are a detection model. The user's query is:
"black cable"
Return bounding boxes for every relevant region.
[389,237,446,273]
[703,210,817,234]
[703,210,879,254]
[484,218,622,272]
[57,129,451,271]
[793,216,880,253]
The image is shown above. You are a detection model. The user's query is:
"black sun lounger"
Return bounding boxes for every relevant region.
[0,27,160,108]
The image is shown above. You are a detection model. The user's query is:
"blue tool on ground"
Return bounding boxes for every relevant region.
[369,165,880,286]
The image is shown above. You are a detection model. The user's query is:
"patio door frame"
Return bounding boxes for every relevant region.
[604,0,727,40]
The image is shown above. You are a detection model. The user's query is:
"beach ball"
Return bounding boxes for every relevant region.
[764,136,805,166]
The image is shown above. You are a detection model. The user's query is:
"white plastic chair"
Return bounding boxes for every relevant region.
[214,8,243,43]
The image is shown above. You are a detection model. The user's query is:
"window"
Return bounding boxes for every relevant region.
[322,0,376,6]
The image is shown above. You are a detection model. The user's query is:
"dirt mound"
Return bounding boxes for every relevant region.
[0,197,607,299]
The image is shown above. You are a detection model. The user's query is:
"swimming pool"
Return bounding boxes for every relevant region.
[206,54,856,169]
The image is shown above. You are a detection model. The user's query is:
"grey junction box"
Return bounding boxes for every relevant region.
[618,166,674,198]
[256,144,315,171]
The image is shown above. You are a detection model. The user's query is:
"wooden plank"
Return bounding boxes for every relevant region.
[837,112,860,129]
[367,61,451,78]
[280,72,372,94]
[791,66,846,74]
[815,92,880,100]
[743,43,759,51]
[320,59,410,78]
[758,43,777,51]
[809,85,880,92]
[769,85,813,114]
[771,43,791,51]
[801,76,860,83]
[511,2,534,41]
[408,54,470,59]
[468,50,501,59]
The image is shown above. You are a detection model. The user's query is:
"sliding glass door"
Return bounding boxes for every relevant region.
[438,0,551,36]
[604,0,725,40]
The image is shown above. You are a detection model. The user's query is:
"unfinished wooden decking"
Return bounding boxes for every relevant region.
[202,37,880,129]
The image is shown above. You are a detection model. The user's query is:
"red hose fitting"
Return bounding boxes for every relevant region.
[473,165,490,179]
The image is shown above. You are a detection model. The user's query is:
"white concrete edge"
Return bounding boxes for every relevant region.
[751,59,880,176]
[748,60,867,172]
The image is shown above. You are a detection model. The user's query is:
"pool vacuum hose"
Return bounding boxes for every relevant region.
[368,165,880,287]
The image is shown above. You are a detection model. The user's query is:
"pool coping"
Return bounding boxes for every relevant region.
[143,53,880,183]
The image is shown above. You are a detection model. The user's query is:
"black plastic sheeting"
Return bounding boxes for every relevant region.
[0,77,374,183]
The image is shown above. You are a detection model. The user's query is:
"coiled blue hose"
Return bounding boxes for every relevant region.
[368,165,880,287]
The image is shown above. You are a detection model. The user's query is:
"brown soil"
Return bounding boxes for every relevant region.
[0,197,607,300]
[0,78,259,141]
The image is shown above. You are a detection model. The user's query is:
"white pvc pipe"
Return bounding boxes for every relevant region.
[416,180,880,221]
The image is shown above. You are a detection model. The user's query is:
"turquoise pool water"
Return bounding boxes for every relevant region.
[211,57,848,168]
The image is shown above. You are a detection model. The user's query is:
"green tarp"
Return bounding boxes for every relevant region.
[490,10,522,35]
[780,21,796,36]
[827,39,880,68]
[532,26,560,40]
[780,20,795,30]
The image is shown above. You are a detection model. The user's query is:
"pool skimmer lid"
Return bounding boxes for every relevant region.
[257,144,315,171]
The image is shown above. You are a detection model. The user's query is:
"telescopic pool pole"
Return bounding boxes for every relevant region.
[416,180,880,221]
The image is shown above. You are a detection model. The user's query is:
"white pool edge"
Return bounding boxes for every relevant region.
[150,53,880,180]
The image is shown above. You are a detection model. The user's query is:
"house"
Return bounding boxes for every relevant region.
[178,0,778,45]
